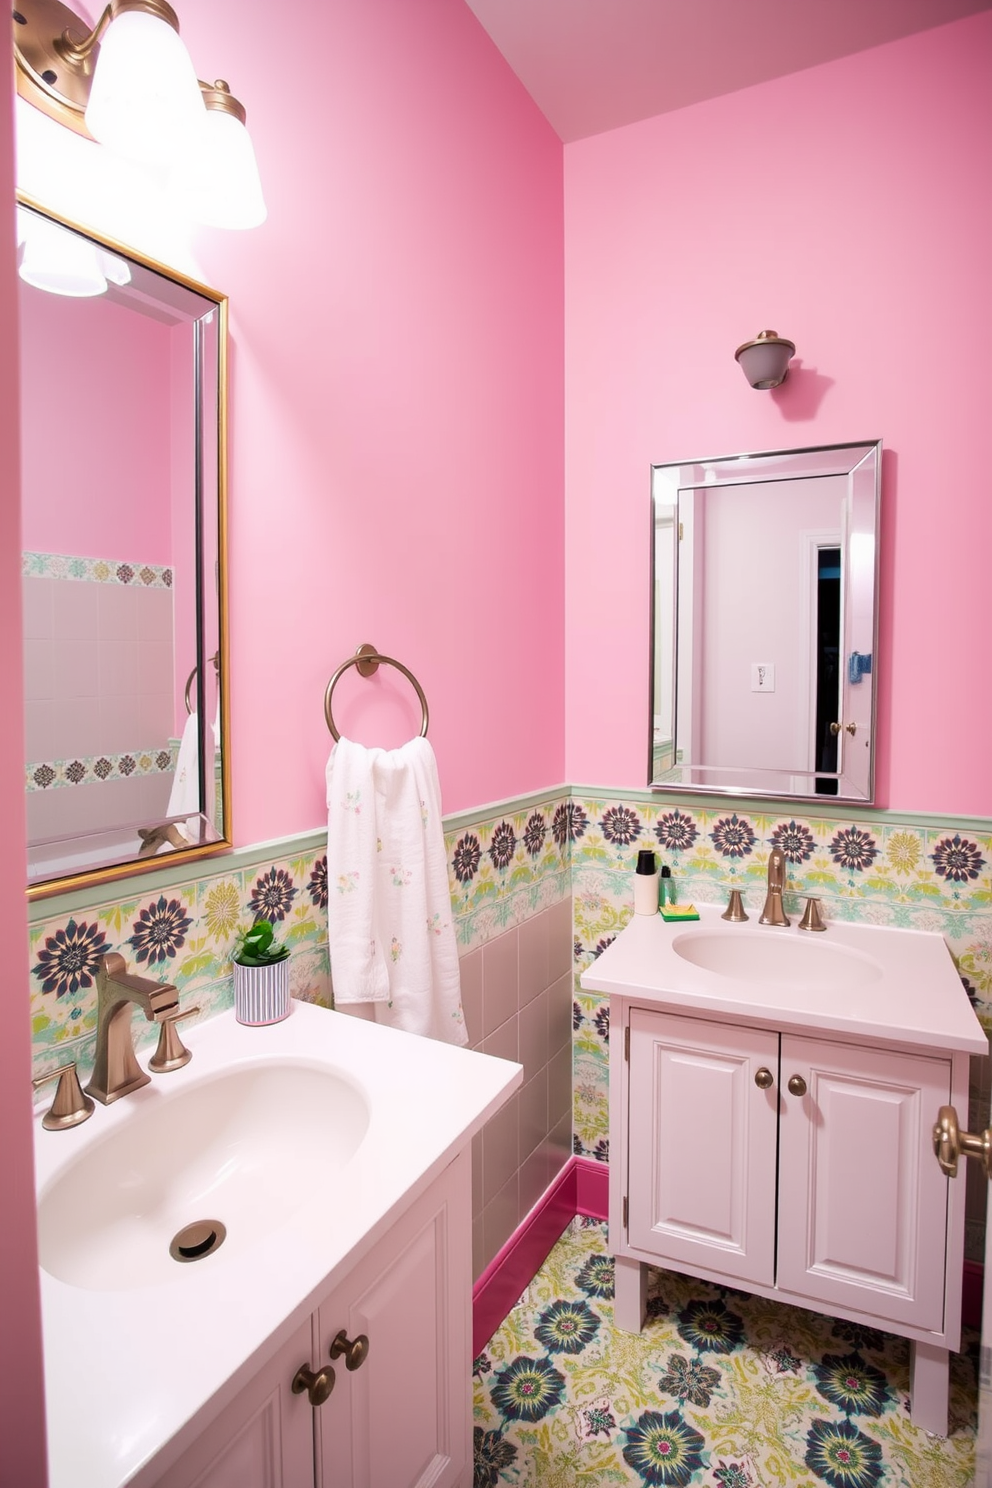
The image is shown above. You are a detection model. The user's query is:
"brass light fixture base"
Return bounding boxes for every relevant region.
[12,0,104,137]
[13,0,187,137]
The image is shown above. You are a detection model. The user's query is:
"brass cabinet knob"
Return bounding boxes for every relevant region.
[329,1329,370,1371]
[754,1067,774,1090]
[933,1104,992,1179]
[830,721,857,737]
[292,1363,336,1407]
[787,1075,807,1097]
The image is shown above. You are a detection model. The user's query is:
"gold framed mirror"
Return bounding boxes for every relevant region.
[17,194,231,897]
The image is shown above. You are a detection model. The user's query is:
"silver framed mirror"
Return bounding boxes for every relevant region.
[650,440,880,804]
[18,194,231,897]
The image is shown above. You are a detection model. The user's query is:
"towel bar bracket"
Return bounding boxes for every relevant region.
[354,642,380,678]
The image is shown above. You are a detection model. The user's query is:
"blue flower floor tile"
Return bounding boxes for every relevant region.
[473,1219,976,1487]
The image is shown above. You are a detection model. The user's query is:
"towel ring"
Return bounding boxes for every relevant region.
[324,644,430,742]
[184,652,220,716]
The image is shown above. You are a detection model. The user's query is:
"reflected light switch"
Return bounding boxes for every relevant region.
[751,663,775,692]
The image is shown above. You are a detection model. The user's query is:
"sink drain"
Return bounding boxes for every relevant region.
[169,1219,227,1263]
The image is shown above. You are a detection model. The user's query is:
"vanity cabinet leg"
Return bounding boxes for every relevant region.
[909,1340,949,1436]
[614,1256,647,1334]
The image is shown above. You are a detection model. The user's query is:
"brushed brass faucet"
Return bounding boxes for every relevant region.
[759,847,790,927]
[86,952,179,1104]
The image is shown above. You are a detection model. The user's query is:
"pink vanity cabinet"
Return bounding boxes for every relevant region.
[582,908,988,1438]
[153,1151,471,1488]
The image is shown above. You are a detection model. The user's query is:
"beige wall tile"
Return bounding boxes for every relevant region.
[459,945,484,1048]
[482,928,518,1036]
[518,910,549,1005]
[518,989,549,1081]
[518,1067,549,1161]
[482,1089,519,1202]
[548,971,572,1054]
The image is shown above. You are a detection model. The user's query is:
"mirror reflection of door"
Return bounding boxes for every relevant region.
[814,546,840,796]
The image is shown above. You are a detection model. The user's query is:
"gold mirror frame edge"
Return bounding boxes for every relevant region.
[16,191,233,901]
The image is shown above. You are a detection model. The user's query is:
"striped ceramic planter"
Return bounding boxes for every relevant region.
[233,958,290,1026]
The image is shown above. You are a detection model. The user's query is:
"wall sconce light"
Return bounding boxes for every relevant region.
[17,204,131,295]
[735,329,795,389]
[12,0,266,228]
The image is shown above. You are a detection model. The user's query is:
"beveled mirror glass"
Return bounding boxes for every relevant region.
[18,196,230,896]
[650,440,880,803]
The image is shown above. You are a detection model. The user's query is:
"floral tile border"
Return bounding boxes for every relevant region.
[26,744,177,793]
[26,794,573,1089]
[444,793,573,953]
[28,849,331,1088]
[22,551,173,588]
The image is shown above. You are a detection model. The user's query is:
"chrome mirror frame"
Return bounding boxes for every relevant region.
[649,439,881,805]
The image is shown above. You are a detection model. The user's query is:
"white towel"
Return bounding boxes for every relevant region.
[327,736,467,1046]
[166,711,217,842]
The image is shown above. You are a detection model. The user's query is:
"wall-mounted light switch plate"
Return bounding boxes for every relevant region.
[751,663,775,692]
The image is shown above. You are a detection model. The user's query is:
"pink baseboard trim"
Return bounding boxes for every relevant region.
[473,1156,985,1351]
[574,1154,609,1221]
[472,1156,609,1356]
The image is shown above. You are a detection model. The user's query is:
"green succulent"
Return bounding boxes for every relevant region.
[233,919,289,967]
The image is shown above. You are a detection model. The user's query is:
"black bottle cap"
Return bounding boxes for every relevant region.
[660,866,672,879]
[635,849,657,875]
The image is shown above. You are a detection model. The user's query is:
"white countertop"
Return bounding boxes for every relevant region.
[581,903,987,1055]
[35,1002,521,1488]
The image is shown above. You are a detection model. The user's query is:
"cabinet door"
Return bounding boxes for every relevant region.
[626,1009,779,1287]
[151,1321,315,1488]
[777,1034,951,1330]
[314,1151,472,1488]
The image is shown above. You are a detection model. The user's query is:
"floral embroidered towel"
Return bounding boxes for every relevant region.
[327,736,467,1046]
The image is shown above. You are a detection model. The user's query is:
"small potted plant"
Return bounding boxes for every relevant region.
[232,919,291,1025]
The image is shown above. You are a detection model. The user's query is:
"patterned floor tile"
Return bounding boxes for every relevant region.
[474,1219,976,1487]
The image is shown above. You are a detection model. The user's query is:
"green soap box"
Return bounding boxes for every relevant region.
[659,903,700,922]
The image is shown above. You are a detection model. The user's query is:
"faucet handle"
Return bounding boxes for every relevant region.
[721,889,749,922]
[32,1060,95,1131]
[798,897,826,932]
[148,1006,201,1073]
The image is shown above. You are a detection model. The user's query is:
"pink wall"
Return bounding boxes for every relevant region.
[19,284,173,561]
[16,0,565,841]
[0,61,49,1488]
[180,0,565,840]
[564,14,992,815]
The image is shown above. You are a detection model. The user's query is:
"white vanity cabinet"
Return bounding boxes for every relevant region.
[582,907,988,1438]
[625,1009,952,1331]
[152,1152,472,1488]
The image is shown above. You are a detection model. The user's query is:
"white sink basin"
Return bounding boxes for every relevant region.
[37,1059,370,1291]
[672,929,883,988]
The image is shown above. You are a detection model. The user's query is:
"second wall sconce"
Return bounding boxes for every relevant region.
[12,0,266,229]
[735,329,795,389]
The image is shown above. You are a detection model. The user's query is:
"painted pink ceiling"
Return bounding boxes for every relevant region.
[463,0,992,141]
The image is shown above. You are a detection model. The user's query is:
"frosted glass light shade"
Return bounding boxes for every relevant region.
[85,10,205,165]
[18,214,107,296]
[177,107,267,229]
